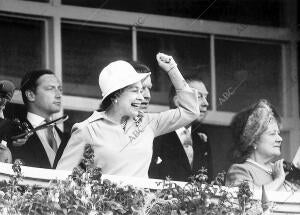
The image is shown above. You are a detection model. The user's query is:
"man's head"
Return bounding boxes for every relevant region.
[0,80,15,112]
[21,69,62,119]
[169,76,209,122]
[130,61,152,111]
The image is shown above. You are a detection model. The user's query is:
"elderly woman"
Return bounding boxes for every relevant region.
[57,53,200,178]
[226,99,299,191]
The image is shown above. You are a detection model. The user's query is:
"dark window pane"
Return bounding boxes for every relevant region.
[62,0,285,27]
[63,109,93,134]
[137,31,210,106]
[0,16,45,83]
[215,39,282,113]
[62,23,132,98]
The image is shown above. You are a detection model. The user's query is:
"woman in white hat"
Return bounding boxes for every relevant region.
[57,53,200,178]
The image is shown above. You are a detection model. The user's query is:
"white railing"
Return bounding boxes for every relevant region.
[0,163,299,214]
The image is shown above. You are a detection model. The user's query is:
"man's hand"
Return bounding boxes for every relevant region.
[0,142,12,163]
[156,53,177,73]
[12,137,28,147]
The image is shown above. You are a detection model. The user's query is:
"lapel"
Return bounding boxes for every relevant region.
[191,124,211,173]
[191,131,203,171]
[23,119,52,168]
[53,126,69,169]
[170,131,192,171]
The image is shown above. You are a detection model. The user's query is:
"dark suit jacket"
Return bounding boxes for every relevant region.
[148,125,213,182]
[8,118,69,169]
[0,118,22,144]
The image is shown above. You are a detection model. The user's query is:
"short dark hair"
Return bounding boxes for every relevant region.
[129,61,151,74]
[168,75,204,109]
[229,100,281,163]
[21,69,54,105]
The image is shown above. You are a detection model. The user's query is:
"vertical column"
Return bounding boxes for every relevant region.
[45,10,63,129]
[281,44,289,117]
[132,26,137,61]
[284,0,299,160]
[210,35,216,111]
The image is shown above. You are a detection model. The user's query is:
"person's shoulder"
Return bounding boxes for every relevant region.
[228,162,251,170]
[154,131,177,143]
[226,162,253,186]
[227,162,253,176]
[73,111,103,130]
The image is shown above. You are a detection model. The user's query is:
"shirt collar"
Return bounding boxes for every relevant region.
[246,158,273,175]
[88,111,144,126]
[87,111,108,123]
[27,112,46,127]
[175,126,191,136]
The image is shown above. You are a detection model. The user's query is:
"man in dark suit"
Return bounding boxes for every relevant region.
[148,77,213,182]
[9,69,68,169]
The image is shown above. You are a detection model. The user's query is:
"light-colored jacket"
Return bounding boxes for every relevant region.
[226,161,298,191]
[57,89,199,178]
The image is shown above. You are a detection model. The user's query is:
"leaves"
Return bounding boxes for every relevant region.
[0,145,269,215]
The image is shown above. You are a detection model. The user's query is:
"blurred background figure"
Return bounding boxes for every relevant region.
[226,99,299,191]
[149,76,213,182]
[130,61,152,112]
[0,80,16,163]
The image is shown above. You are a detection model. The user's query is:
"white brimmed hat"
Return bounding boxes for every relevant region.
[99,60,150,102]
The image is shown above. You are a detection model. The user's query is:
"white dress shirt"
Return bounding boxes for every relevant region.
[27,112,61,167]
[0,111,4,119]
[176,126,194,166]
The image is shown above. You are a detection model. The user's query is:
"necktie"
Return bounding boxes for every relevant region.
[45,119,58,152]
[182,127,193,166]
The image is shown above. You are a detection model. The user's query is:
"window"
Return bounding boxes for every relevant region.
[62,23,132,98]
[62,0,285,27]
[0,16,45,85]
[137,31,210,106]
[215,38,282,113]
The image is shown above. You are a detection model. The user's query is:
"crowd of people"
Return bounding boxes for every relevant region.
[0,52,299,192]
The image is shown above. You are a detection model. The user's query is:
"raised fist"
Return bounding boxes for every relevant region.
[156,53,177,72]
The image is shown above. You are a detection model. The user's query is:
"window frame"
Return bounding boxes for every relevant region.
[0,0,298,160]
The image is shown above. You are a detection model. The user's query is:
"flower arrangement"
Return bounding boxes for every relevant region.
[0,144,272,215]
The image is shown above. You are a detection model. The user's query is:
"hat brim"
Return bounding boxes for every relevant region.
[101,72,150,102]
